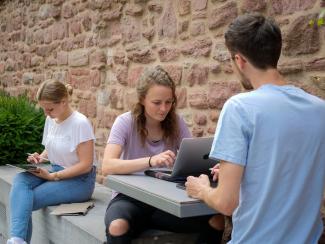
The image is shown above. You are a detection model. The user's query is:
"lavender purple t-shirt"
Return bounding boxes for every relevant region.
[107,111,191,162]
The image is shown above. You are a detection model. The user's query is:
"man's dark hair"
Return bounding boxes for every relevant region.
[225,13,282,70]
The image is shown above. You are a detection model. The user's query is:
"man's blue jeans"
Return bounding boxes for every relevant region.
[9,164,96,243]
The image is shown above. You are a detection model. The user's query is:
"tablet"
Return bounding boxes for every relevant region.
[6,163,40,172]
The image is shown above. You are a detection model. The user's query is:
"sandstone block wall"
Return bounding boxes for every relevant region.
[0,0,324,165]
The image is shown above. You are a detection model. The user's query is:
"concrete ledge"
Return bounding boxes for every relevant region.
[0,165,108,244]
[0,166,197,244]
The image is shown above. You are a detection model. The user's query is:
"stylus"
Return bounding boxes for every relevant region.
[26,153,49,162]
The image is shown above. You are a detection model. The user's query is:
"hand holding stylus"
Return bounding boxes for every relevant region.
[26,153,49,164]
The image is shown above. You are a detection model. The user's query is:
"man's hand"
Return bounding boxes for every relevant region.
[210,163,220,181]
[185,174,211,200]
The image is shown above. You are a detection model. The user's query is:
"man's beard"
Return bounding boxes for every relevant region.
[233,62,254,91]
[240,75,254,91]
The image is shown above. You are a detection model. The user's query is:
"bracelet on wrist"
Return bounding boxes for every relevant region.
[148,156,152,168]
[53,172,60,181]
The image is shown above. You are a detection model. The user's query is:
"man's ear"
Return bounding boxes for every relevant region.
[234,54,247,70]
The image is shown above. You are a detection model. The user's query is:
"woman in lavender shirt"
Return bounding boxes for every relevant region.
[102,66,222,244]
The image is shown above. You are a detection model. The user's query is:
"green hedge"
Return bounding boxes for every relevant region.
[0,90,45,165]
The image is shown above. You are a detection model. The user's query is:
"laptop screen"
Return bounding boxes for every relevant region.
[171,137,217,177]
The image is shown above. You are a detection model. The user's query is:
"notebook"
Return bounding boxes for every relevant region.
[50,201,94,216]
[144,137,217,182]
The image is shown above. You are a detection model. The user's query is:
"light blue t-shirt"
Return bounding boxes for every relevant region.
[210,84,325,244]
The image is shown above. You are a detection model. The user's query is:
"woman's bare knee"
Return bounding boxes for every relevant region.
[108,219,129,236]
[209,214,225,231]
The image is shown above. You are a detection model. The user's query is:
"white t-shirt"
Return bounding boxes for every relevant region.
[42,111,96,167]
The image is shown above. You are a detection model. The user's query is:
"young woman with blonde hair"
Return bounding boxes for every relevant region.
[7,80,96,244]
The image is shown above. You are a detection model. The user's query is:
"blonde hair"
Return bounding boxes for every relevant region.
[132,66,179,146]
[36,79,73,103]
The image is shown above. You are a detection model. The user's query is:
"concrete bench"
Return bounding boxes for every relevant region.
[0,165,108,244]
[0,166,197,244]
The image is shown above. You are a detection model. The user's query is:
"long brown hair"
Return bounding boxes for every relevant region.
[132,66,179,146]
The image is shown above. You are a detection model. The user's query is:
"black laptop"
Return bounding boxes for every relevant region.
[144,137,217,182]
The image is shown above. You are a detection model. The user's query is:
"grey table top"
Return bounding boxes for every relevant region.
[105,174,216,218]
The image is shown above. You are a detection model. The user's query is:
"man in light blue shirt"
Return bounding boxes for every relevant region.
[186,13,325,244]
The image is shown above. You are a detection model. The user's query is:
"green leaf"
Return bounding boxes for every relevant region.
[0,91,45,165]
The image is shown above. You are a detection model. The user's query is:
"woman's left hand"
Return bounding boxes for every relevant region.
[30,167,54,181]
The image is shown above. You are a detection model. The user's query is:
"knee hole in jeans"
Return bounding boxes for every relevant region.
[108,219,129,236]
[209,214,225,231]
